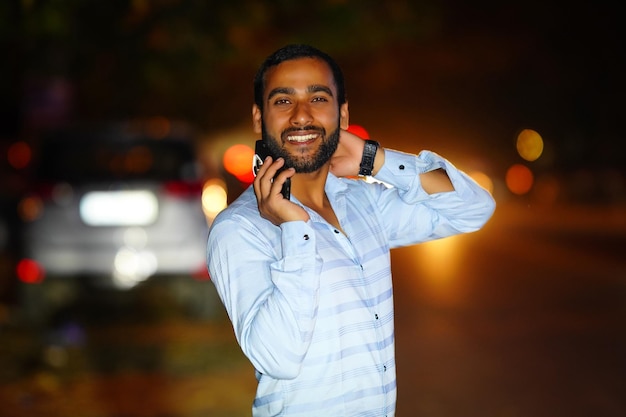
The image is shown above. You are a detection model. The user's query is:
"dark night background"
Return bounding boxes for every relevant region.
[1,0,624,177]
[0,2,625,416]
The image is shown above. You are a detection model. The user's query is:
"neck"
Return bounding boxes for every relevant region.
[290,164,330,208]
[290,164,344,233]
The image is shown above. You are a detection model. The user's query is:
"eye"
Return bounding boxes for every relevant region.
[273,98,291,105]
[311,96,329,103]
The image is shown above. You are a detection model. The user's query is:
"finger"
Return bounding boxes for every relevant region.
[266,159,289,197]
[269,166,293,198]
[273,165,294,185]
[255,157,286,198]
[253,156,272,198]
[264,157,285,179]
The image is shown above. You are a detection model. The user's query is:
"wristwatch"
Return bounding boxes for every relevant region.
[358,140,380,176]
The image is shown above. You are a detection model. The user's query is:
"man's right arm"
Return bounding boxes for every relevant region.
[207,214,321,379]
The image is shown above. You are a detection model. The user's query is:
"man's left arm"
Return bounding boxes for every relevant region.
[330,130,495,241]
[373,148,496,242]
[371,142,455,195]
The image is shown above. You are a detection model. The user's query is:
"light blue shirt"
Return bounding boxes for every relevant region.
[207,149,495,416]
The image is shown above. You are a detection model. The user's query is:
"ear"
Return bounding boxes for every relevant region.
[339,102,349,130]
[252,104,262,134]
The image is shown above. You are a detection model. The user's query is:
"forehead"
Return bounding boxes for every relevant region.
[264,57,336,96]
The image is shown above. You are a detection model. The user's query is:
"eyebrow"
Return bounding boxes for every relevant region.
[267,84,334,101]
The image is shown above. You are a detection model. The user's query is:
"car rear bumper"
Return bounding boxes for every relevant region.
[26,243,207,277]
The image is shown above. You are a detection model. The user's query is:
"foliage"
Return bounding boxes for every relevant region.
[1,0,440,131]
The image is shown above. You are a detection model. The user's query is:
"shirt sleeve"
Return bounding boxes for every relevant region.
[207,214,322,379]
[371,149,496,247]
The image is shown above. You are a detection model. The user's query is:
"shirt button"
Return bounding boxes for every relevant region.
[374,314,379,320]
[303,234,310,240]
[334,229,340,234]
[383,365,387,372]
[399,164,405,170]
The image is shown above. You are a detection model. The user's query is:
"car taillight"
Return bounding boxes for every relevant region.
[163,180,203,197]
[192,264,211,281]
[16,259,46,284]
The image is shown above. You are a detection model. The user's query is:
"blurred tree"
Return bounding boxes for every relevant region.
[0,0,441,133]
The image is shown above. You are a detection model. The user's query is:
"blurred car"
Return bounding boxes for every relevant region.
[16,120,214,322]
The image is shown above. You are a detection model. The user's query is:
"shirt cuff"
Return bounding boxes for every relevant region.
[374,149,447,199]
[279,220,316,261]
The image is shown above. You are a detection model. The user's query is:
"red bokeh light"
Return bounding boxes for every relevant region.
[347,124,370,139]
[8,141,32,169]
[16,259,45,284]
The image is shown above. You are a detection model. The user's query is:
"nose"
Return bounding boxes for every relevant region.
[289,102,313,126]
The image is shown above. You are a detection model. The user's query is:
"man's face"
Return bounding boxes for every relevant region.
[252,57,349,173]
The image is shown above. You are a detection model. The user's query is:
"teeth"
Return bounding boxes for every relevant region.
[287,133,317,142]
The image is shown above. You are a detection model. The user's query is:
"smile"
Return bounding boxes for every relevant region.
[286,133,318,142]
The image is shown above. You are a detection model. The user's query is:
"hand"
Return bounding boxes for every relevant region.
[329,129,384,177]
[253,156,309,226]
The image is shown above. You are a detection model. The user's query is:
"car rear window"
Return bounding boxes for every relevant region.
[36,135,197,183]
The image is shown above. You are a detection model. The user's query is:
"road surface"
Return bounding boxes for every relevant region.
[1,201,624,417]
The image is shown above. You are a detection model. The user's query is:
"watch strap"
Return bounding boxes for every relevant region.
[358,140,379,176]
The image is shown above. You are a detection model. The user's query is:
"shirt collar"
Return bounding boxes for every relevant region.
[324,172,349,201]
[290,173,349,225]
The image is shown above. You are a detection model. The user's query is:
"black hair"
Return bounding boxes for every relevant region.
[253,44,347,111]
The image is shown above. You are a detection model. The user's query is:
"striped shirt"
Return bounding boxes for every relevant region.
[206,149,495,416]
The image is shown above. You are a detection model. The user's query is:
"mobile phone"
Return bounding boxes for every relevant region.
[253,139,291,199]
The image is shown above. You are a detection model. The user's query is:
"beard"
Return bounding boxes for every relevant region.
[261,122,340,174]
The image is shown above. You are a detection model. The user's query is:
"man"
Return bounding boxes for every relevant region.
[207,44,495,416]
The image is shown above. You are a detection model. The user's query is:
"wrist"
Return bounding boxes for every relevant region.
[358,140,380,176]
[371,146,384,176]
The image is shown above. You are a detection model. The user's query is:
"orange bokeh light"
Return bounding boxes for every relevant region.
[506,164,534,195]
[223,144,255,183]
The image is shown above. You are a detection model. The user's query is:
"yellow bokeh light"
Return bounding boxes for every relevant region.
[202,179,228,219]
[468,170,494,194]
[516,129,544,162]
[418,236,462,283]
[397,234,466,307]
